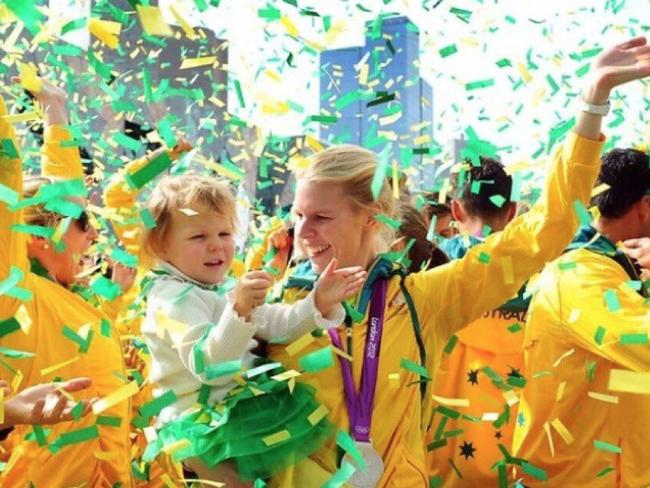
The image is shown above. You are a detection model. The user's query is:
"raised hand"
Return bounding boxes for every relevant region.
[622,237,650,270]
[584,37,650,103]
[12,75,68,126]
[314,258,367,318]
[1,378,94,428]
[232,270,274,320]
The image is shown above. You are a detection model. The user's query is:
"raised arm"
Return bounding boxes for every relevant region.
[410,37,650,340]
[0,95,29,317]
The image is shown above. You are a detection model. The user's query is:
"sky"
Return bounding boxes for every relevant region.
[49,0,650,165]
[156,0,650,162]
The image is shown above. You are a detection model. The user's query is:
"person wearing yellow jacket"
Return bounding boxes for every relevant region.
[261,38,650,488]
[425,157,528,487]
[512,146,650,486]
[0,82,132,484]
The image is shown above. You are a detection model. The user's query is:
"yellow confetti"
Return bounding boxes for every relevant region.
[552,348,575,368]
[608,369,650,394]
[14,304,31,334]
[180,56,217,70]
[17,62,42,93]
[263,430,291,446]
[431,394,470,408]
[41,356,80,376]
[168,3,197,39]
[88,18,121,49]
[155,310,188,338]
[2,112,40,123]
[587,391,619,404]
[0,387,4,425]
[590,183,611,198]
[501,256,514,285]
[517,62,533,83]
[271,370,301,382]
[392,160,399,200]
[93,380,139,415]
[503,389,519,407]
[550,418,574,445]
[307,404,329,425]
[180,478,224,488]
[543,421,555,458]
[94,450,117,461]
[136,5,173,37]
[331,345,353,362]
[162,439,191,455]
[285,332,315,356]
[178,208,199,217]
[555,381,566,402]
[280,16,298,37]
[11,370,23,392]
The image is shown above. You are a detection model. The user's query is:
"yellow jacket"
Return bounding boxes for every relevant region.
[512,230,650,487]
[267,132,604,487]
[0,98,132,486]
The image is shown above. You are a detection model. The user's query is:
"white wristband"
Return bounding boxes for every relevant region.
[579,98,610,116]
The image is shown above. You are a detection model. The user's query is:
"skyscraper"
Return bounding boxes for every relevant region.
[320,15,433,188]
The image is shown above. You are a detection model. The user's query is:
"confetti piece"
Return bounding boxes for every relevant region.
[285,332,315,356]
[550,418,574,445]
[603,289,620,312]
[608,369,650,394]
[92,381,139,415]
[336,430,365,470]
[49,425,99,452]
[41,356,80,376]
[90,276,122,301]
[262,430,291,446]
[588,391,619,404]
[465,79,495,90]
[205,360,242,380]
[139,389,178,420]
[4,0,45,34]
[322,461,356,488]
[521,462,548,481]
[439,44,458,58]
[88,18,121,49]
[0,318,20,338]
[136,5,173,37]
[180,56,217,70]
[299,346,334,373]
[0,388,4,424]
[431,395,469,408]
[400,358,430,378]
[307,404,329,425]
[593,440,621,454]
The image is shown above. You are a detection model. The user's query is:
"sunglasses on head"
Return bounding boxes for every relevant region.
[73,210,90,232]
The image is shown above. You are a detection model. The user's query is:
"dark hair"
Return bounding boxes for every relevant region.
[453,157,513,220]
[421,192,452,224]
[592,148,650,218]
[398,204,449,273]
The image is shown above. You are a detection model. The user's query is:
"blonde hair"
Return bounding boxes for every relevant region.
[143,174,237,257]
[298,145,399,252]
[22,176,60,227]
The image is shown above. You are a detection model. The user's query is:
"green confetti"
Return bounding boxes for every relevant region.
[10,224,54,240]
[0,317,21,338]
[620,333,648,345]
[49,425,99,453]
[496,58,512,68]
[110,248,138,268]
[521,461,548,481]
[205,359,242,380]
[594,326,606,345]
[139,209,156,229]
[465,79,495,90]
[0,345,34,359]
[113,133,142,152]
[96,415,122,427]
[322,461,356,488]
[139,389,178,420]
[234,79,245,108]
[0,182,19,206]
[507,323,522,333]
[336,430,366,470]
[439,44,458,58]
[90,276,122,301]
[594,439,622,454]
[70,401,85,421]
[400,357,430,378]
[603,289,620,312]
[4,0,46,34]
[478,251,491,264]
[489,195,506,208]
[125,152,174,190]
[299,346,334,373]
[374,213,401,230]
[573,200,592,226]
[308,114,338,123]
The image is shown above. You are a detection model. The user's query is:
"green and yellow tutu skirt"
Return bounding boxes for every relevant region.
[143,367,333,481]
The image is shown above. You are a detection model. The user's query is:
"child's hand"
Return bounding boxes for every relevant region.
[233,271,273,321]
[314,259,367,318]
[111,262,138,292]
[268,226,293,273]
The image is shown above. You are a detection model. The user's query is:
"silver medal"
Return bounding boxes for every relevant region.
[342,440,384,488]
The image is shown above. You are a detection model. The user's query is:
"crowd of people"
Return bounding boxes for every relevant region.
[1,36,650,488]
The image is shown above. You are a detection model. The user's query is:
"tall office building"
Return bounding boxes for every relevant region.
[320,15,434,188]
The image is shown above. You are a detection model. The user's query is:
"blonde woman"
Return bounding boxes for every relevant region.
[266,38,650,487]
